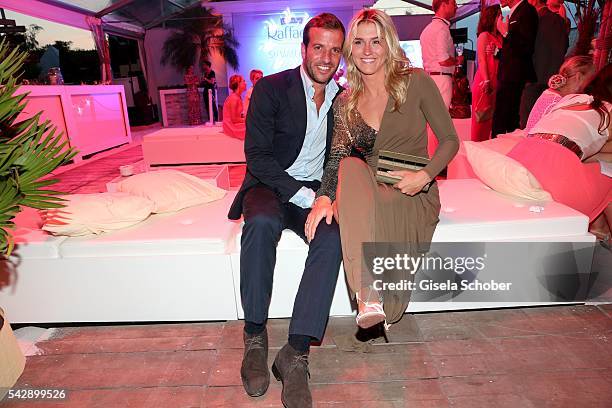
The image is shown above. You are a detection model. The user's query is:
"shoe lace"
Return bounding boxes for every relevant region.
[291,353,311,379]
[245,335,265,350]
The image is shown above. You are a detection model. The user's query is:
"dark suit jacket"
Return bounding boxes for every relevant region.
[498,1,539,83]
[228,66,341,220]
[533,7,569,85]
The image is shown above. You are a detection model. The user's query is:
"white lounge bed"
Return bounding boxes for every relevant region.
[0,180,595,323]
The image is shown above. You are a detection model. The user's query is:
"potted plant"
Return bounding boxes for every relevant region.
[0,39,75,396]
[0,40,76,256]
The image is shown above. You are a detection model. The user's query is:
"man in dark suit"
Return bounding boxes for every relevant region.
[227,13,345,407]
[518,0,569,128]
[491,0,539,137]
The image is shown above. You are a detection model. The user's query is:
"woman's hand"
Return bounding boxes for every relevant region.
[332,200,339,223]
[388,170,432,196]
[481,80,493,95]
[305,196,334,243]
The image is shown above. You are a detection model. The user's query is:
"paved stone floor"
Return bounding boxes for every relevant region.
[2,305,612,407]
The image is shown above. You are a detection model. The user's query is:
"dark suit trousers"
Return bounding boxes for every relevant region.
[240,182,342,341]
[492,80,526,137]
[202,88,218,121]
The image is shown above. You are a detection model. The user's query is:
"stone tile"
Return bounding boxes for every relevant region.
[316,401,401,408]
[468,309,542,338]
[440,374,522,397]
[449,393,536,408]
[311,379,445,402]
[37,334,220,355]
[414,311,469,328]
[426,338,500,356]
[520,305,612,335]
[516,370,612,408]
[16,350,216,389]
[49,322,223,342]
[324,401,450,408]
[457,308,531,325]
[207,348,244,387]
[432,354,489,377]
[418,324,484,342]
[202,383,283,407]
[483,347,609,375]
[310,344,439,383]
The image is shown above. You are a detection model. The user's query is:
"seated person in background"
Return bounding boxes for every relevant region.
[507,63,611,240]
[243,69,263,116]
[524,55,594,132]
[222,74,247,140]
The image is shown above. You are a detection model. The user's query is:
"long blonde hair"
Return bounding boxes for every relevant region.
[344,9,412,121]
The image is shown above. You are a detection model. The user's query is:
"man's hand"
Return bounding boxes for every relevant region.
[387,170,432,196]
[305,196,334,243]
[496,15,509,37]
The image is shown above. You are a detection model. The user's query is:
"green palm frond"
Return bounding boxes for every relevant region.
[161,6,240,72]
[0,38,76,256]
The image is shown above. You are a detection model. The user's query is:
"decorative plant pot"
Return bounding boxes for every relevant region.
[0,308,25,400]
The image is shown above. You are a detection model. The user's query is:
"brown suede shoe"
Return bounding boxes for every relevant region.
[240,329,270,397]
[271,343,312,408]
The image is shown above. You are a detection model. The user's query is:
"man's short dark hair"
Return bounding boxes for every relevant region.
[432,0,451,12]
[303,13,345,47]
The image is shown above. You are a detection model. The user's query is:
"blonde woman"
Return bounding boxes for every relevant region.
[305,9,459,329]
[524,55,595,132]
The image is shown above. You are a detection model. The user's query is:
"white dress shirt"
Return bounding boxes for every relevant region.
[287,65,339,208]
[420,17,455,74]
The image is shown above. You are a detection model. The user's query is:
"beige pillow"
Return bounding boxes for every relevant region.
[115,169,227,213]
[464,142,552,201]
[42,193,154,236]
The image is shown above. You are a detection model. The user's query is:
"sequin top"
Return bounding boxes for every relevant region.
[317,93,377,201]
[317,69,460,201]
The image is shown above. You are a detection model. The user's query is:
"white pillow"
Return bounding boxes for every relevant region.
[115,169,227,213]
[464,142,552,201]
[42,193,154,236]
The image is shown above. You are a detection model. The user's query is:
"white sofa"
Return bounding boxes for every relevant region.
[0,179,595,324]
[142,126,245,167]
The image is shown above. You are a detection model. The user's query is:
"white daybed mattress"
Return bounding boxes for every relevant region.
[0,179,596,323]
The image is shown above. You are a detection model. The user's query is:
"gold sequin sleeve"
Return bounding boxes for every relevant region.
[317,97,353,201]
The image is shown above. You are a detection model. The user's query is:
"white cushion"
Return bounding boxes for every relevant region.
[41,193,154,237]
[464,141,552,201]
[59,192,239,257]
[115,170,226,213]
